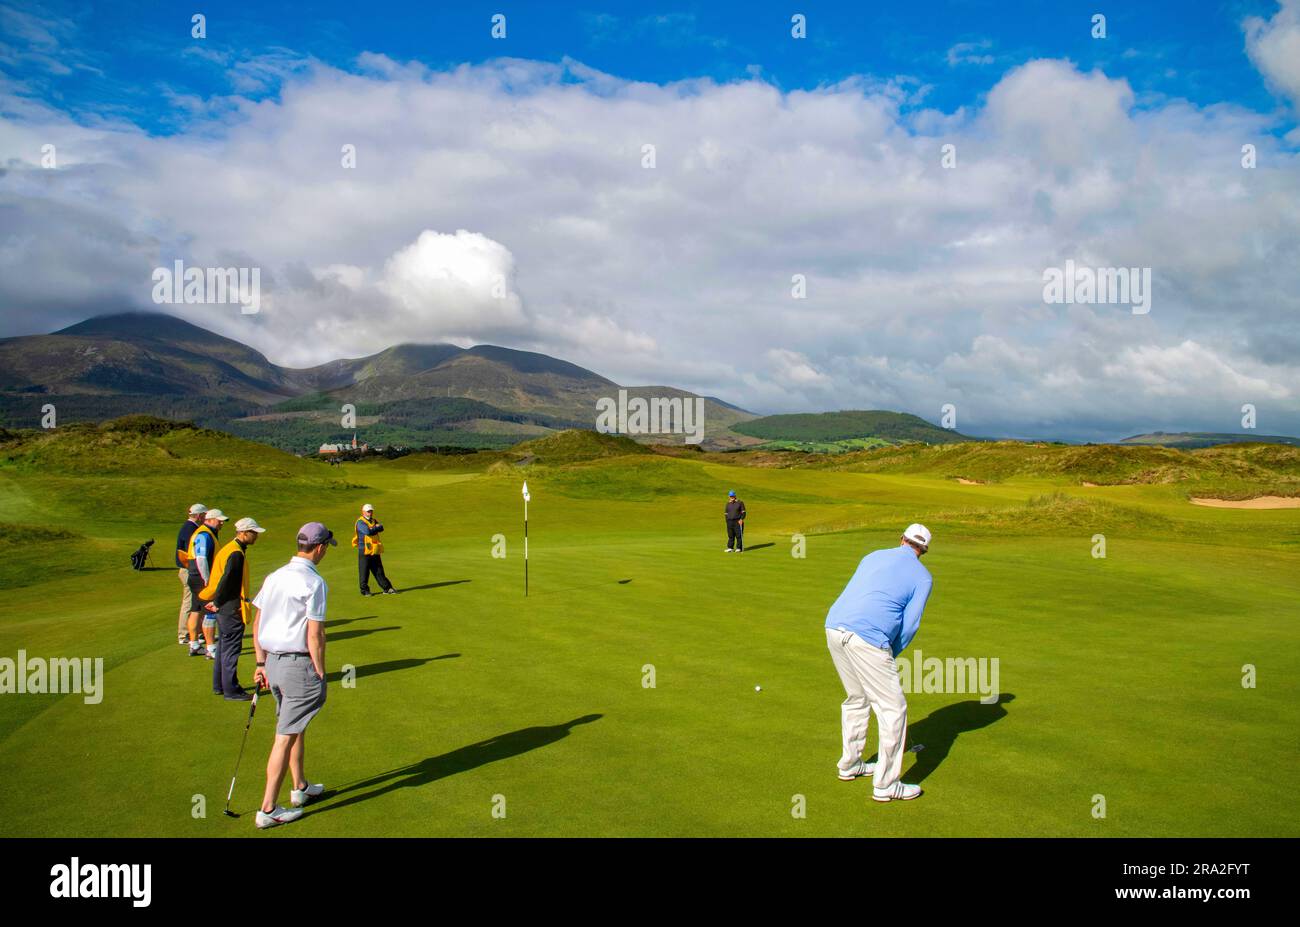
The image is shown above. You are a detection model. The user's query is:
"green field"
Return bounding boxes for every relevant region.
[1,423,1298,836]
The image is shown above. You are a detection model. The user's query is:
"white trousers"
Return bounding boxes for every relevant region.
[178,568,192,633]
[826,627,908,790]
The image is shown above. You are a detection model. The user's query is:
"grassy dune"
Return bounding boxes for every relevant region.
[0,422,1297,836]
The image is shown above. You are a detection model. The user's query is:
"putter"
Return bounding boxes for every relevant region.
[908,743,925,753]
[222,689,260,818]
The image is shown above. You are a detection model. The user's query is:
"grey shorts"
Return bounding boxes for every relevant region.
[264,652,327,735]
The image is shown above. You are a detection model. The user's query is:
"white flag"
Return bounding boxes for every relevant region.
[522,481,530,503]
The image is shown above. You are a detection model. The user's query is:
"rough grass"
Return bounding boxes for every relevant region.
[0,521,80,545]
[758,439,1300,490]
[929,492,1174,534]
[512,429,652,462]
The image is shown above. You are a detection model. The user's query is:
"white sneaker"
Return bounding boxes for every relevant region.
[290,783,325,807]
[725,548,733,552]
[837,760,876,781]
[255,806,303,828]
[872,781,923,802]
[178,634,188,646]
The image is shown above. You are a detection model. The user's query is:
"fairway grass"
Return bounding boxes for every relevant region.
[1,438,1298,837]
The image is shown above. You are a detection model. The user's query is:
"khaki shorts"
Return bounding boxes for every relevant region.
[264,652,327,735]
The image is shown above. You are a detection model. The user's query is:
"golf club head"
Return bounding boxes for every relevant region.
[909,743,925,753]
[222,809,239,818]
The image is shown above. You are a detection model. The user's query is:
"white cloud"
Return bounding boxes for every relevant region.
[1246,0,1300,109]
[1,54,1298,439]
[946,41,995,67]
[378,229,528,335]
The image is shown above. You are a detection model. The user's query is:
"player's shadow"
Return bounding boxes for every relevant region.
[532,578,632,597]
[400,580,472,593]
[328,625,401,642]
[319,714,603,813]
[327,615,379,628]
[868,694,1015,784]
[324,654,458,683]
[741,543,774,552]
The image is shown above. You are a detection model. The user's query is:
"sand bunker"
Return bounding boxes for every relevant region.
[956,478,985,485]
[1081,481,1100,487]
[1189,496,1300,509]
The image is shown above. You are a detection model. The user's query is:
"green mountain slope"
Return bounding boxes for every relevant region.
[734,410,970,446]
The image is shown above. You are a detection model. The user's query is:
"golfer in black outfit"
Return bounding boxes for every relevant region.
[725,490,746,552]
[200,517,265,700]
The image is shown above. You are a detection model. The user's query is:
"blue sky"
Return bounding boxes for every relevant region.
[7,0,1291,134]
[2,1,1299,440]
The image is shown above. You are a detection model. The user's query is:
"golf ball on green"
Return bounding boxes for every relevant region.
[755,685,762,692]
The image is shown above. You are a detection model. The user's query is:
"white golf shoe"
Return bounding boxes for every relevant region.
[872,781,923,802]
[837,760,876,781]
[291,783,325,807]
[255,806,303,828]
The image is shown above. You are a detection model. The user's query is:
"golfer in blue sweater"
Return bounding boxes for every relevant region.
[825,524,933,802]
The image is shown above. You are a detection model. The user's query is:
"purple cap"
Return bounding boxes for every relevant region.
[297,522,337,547]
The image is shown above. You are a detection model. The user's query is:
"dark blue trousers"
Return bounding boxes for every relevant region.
[213,610,245,696]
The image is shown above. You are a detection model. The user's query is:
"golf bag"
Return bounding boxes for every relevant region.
[130,539,155,571]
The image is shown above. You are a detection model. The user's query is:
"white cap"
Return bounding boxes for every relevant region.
[189,503,208,515]
[362,504,374,512]
[903,523,931,550]
[205,508,229,522]
[235,517,266,533]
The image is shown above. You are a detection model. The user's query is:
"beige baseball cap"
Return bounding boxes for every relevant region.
[188,503,208,515]
[903,523,931,549]
[205,509,229,522]
[235,517,266,533]
[362,504,374,512]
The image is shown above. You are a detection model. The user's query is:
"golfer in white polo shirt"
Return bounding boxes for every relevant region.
[249,521,335,829]
[824,523,934,802]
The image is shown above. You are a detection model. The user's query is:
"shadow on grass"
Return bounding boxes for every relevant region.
[867,694,1015,784]
[530,578,634,597]
[327,615,379,629]
[316,714,603,814]
[329,625,401,642]
[399,580,472,593]
[740,543,774,552]
[324,654,459,684]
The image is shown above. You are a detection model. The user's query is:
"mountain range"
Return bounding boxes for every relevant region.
[5,313,1290,454]
[0,312,758,450]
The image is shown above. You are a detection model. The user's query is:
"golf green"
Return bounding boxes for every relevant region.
[1,429,1297,836]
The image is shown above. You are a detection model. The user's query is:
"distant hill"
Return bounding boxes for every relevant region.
[0,312,755,450]
[733,410,971,447]
[1120,432,1300,449]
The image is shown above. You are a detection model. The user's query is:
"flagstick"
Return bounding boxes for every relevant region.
[522,480,531,597]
